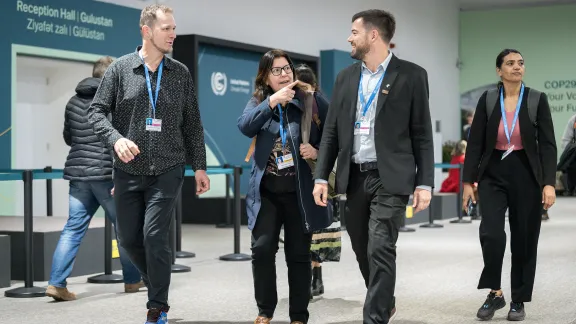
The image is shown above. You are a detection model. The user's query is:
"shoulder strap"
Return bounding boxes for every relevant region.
[486,87,540,125]
[244,137,256,162]
[485,89,498,119]
[527,88,541,125]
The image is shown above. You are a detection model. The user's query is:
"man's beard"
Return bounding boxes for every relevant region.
[351,43,369,60]
[150,37,171,54]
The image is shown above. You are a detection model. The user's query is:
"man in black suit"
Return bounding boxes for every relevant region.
[313,9,434,324]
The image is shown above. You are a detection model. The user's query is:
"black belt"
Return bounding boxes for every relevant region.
[354,161,378,172]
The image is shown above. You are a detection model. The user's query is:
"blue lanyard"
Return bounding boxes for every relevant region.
[277,104,287,150]
[358,71,385,117]
[140,53,164,119]
[499,83,524,146]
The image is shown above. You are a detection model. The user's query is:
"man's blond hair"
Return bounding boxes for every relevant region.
[139,4,173,28]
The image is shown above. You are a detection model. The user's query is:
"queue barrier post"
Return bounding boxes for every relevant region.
[219,166,251,261]
[87,215,124,283]
[175,189,195,259]
[44,166,53,217]
[171,198,191,273]
[4,170,46,298]
[216,163,233,229]
[450,163,472,224]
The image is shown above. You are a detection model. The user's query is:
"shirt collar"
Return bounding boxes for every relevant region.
[131,45,173,70]
[361,50,392,74]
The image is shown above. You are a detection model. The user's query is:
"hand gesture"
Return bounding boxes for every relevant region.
[195,170,210,195]
[542,185,555,210]
[114,138,140,163]
[313,183,329,207]
[412,188,431,214]
[270,80,301,107]
[462,183,476,214]
[300,144,317,160]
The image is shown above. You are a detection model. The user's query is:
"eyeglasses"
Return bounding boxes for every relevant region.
[270,64,293,76]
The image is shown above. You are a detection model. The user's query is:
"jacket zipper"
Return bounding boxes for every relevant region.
[285,108,310,231]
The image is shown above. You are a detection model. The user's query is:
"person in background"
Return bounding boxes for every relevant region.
[313,9,434,324]
[294,64,341,299]
[463,111,474,139]
[87,5,210,324]
[560,114,576,196]
[238,50,332,324]
[45,56,143,302]
[440,140,467,193]
[462,48,557,321]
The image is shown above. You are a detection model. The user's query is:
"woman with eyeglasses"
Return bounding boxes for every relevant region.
[238,49,332,324]
[462,48,557,322]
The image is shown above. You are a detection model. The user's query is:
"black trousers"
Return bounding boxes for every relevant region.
[113,165,184,309]
[251,175,312,323]
[345,165,409,324]
[477,150,542,303]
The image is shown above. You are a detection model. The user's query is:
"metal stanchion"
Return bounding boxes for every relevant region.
[175,192,195,259]
[5,170,46,298]
[87,215,124,283]
[216,163,233,228]
[44,166,52,217]
[170,208,190,273]
[450,163,471,224]
[419,193,443,228]
[219,166,251,261]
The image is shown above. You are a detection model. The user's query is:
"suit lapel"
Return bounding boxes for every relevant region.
[375,55,400,117]
[347,63,362,122]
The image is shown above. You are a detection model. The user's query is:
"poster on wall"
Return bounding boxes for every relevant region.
[460,5,576,191]
[196,43,261,196]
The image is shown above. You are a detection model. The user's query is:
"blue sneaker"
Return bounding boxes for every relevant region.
[145,307,169,324]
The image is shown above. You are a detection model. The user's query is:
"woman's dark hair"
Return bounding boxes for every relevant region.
[496,48,522,90]
[253,49,295,103]
[294,64,318,89]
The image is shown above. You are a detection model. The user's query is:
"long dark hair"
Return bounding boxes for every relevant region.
[496,48,522,92]
[294,64,318,90]
[253,49,295,103]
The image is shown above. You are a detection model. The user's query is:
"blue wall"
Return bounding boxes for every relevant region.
[196,43,261,194]
[319,49,356,99]
[0,0,140,168]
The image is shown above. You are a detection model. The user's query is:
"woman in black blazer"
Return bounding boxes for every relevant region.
[462,49,557,322]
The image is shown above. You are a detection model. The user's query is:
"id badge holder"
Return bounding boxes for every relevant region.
[501,145,514,160]
[354,117,370,135]
[145,118,162,132]
[276,153,294,170]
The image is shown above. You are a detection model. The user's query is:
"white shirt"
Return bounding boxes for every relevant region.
[352,51,393,163]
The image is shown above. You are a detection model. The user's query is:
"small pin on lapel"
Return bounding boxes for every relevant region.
[386,84,390,88]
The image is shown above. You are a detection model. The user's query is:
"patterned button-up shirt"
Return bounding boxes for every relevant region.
[88,46,206,176]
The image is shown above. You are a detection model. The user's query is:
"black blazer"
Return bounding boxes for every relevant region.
[462,88,557,187]
[314,55,435,196]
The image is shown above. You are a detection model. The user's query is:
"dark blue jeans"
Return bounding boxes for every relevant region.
[48,180,141,287]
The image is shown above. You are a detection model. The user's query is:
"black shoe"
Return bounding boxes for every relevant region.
[507,302,525,321]
[311,267,324,296]
[477,292,506,320]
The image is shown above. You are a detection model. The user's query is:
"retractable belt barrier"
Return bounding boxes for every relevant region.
[0,165,249,298]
